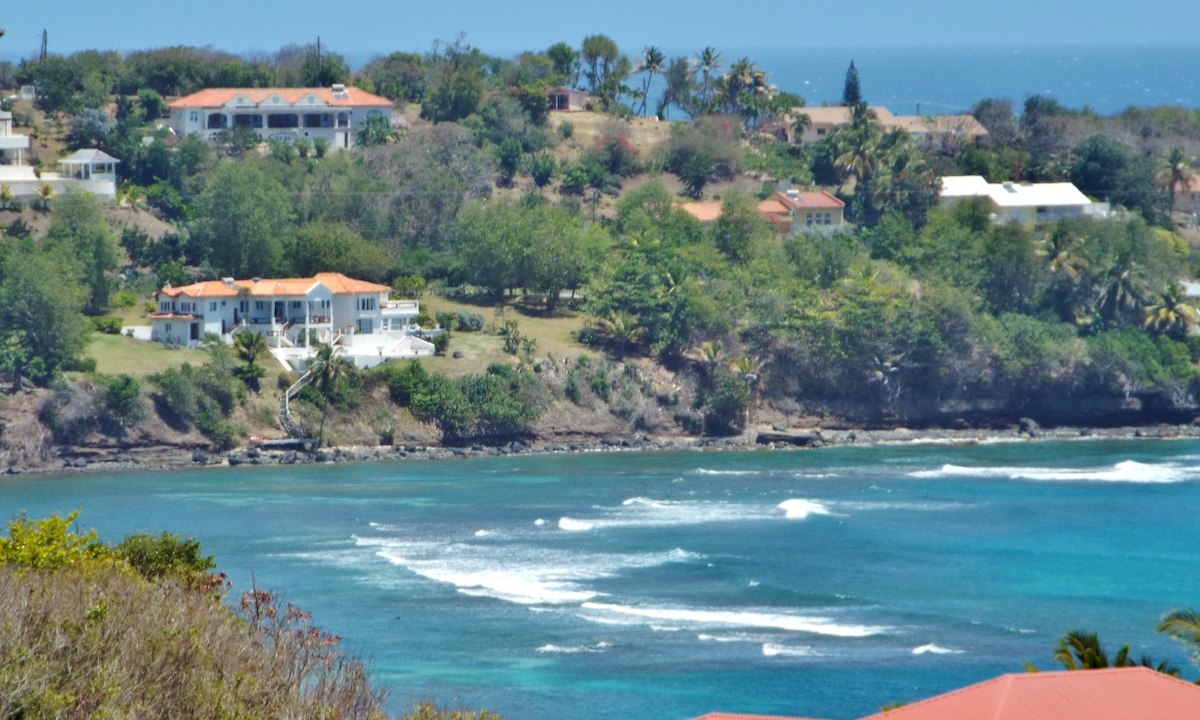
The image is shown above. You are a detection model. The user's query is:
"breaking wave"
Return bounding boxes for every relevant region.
[578,602,887,637]
[912,643,963,655]
[909,460,1195,483]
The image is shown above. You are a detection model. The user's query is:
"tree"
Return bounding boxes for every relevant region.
[530,152,557,191]
[1094,256,1146,324]
[580,35,620,98]
[0,249,91,387]
[692,47,724,110]
[1156,146,1195,210]
[1157,608,1200,660]
[546,42,578,85]
[288,222,388,279]
[635,46,666,117]
[45,188,121,315]
[33,183,55,212]
[355,113,394,146]
[190,162,291,277]
[842,60,862,106]
[1143,283,1199,338]
[233,331,268,390]
[1070,134,1132,199]
[307,343,354,447]
[591,310,645,358]
[657,57,693,120]
[496,137,522,187]
[0,184,13,211]
[712,193,770,264]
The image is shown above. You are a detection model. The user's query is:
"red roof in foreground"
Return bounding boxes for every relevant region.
[692,714,826,720]
[857,667,1200,720]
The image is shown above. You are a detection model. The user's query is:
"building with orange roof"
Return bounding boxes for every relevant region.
[680,189,845,235]
[691,666,1200,720]
[167,85,394,150]
[149,272,431,369]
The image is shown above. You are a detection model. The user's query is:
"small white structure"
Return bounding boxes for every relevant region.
[0,117,119,204]
[167,85,393,150]
[19,86,35,102]
[148,272,432,369]
[939,175,1107,223]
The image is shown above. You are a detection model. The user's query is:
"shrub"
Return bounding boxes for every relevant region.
[564,373,582,404]
[589,367,612,403]
[313,136,329,157]
[91,315,124,334]
[703,374,750,436]
[112,289,139,308]
[410,369,541,442]
[559,162,588,195]
[94,373,146,433]
[392,274,426,297]
[456,310,484,331]
[433,332,450,356]
[435,310,457,330]
[558,121,574,139]
[388,360,430,405]
[149,363,242,448]
[0,511,109,570]
[39,383,99,444]
[114,531,216,581]
[61,356,98,373]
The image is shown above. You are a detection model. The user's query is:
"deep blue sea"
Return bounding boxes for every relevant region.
[3,439,1200,720]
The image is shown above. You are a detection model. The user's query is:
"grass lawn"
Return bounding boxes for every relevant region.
[405,296,592,377]
[84,333,209,377]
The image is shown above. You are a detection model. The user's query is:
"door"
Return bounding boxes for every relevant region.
[190,323,200,341]
[274,301,285,320]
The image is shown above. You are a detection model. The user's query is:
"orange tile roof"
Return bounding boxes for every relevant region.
[168,86,392,109]
[159,280,241,298]
[757,199,792,215]
[857,667,1200,720]
[159,272,389,298]
[679,201,724,223]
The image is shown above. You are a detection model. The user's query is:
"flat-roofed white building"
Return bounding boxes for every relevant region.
[939,175,1107,223]
[167,85,393,150]
[0,145,119,205]
[148,272,432,369]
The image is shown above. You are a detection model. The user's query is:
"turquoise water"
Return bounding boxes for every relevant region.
[3,439,1200,719]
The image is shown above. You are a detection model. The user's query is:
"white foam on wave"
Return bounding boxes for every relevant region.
[909,460,1195,483]
[474,530,492,537]
[558,517,594,531]
[912,643,963,655]
[535,642,611,654]
[356,535,698,605]
[578,602,886,637]
[556,496,833,532]
[778,499,832,519]
[534,518,547,526]
[762,643,815,657]
[692,468,760,476]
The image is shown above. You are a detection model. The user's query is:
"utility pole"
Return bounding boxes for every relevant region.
[316,36,321,82]
[39,29,47,62]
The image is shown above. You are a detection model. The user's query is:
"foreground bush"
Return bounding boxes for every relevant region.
[0,512,504,720]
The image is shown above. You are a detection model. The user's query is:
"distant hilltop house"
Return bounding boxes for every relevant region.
[547,86,592,112]
[1172,176,1200,215]
[149,272,433,370]
[0,111,119,204]
[679,190,845,235]
[691,665,1200,720]
[166,85,393,150]
[939,175,1108,223]
[791,105,988,148]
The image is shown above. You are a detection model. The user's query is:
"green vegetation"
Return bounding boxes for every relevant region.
[0,511,488,720]
[1022,612,1200,682]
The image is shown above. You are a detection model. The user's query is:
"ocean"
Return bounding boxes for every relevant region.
[3,439,1200,720]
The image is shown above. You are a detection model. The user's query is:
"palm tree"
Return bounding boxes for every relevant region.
[1156,146,1195,211]
[1158,607,1200,657]
[1054,631,1128,669]
[657,57,693,120]
[33,182,54,212]
[234,331,269,367]
[308,342,354,448]
[1144,283,1200,337]
[593,310,644,359]
[694,340,724,389]
[0,184,13,211]
[635,46,666,117]
[835,129,882,191]
[1044,225,1089,279]
[692,47,723,109]
[1094,257,1146,323]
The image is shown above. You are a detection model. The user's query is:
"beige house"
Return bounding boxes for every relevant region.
[1172,176,1200,214]
[792,105,988,148]
[679,189,845,234]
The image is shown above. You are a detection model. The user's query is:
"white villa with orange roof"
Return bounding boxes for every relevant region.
[148,272,432,369]
[166,85,394,150]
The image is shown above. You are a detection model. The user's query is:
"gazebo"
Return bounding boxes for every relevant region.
[57,149,119,182]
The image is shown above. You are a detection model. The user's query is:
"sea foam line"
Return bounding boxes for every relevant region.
[578,602,887,637]
[909,459,1194,483]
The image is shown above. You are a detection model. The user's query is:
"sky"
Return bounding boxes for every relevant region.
[2,0,1199,62]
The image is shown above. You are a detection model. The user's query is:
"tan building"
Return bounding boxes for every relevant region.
[792,105,988,148]
[679,189,845,234]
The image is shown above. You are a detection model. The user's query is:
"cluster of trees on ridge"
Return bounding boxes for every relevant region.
[4,38,1200,447]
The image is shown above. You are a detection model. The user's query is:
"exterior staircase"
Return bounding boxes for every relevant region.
[279,368,316,439]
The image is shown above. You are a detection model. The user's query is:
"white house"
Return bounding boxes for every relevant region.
[0,122,119,205]
[939,175,1107,223]
[148,272,433,369]
[166,85,393,150]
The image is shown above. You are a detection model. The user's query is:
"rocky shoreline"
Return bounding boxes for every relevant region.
[8,418,1200,476]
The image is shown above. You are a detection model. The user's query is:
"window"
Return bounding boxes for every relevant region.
[304,113,334,128]
[206,113,227,129]
[233,114,263,128]
[267,113,299,129]
[357,318,373,334]
[290,300,302,309]
[165,323,172,333]
[806,213,814,226]
[255,301,267,311]
[817,128,826,135]
[359,297,376,311]
[209,301,217,311]
[188,111,198,123]
[337,112,349,128]
[159,301,170,313]
[239,300,249,313]
[824,213,832,225]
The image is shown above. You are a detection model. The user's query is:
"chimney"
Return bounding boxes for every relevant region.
[332,83,345,92]
[222,277,235,286]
